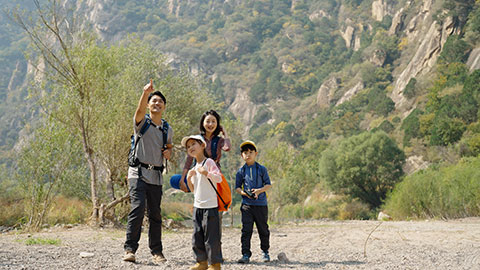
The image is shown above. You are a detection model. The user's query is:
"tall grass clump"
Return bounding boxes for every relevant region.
[384,156,480,219]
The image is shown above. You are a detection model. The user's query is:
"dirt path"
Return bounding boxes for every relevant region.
[1,218,479,269]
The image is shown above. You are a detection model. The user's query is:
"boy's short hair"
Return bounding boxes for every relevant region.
[240,140,257,152]
[148,91,166,104]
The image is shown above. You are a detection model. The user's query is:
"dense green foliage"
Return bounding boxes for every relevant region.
[320,131,405,209]
[384,156,480,219]
[17,122,88,229]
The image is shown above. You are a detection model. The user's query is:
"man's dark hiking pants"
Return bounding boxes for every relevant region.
[124,178,163,255]
[240,204,270,257]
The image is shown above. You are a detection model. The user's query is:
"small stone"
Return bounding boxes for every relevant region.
[277,252,289,263]
[79,252,95,258]
[377,211,392,221]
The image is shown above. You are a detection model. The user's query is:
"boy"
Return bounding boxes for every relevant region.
[235,140,272,264]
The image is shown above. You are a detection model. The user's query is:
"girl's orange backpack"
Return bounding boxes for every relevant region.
[207,173,232,212]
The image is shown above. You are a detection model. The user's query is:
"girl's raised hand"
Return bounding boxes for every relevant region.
[197,166,208,176]
[187,169,196,178]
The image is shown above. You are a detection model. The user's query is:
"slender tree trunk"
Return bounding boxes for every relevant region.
[106,170,115,201]
[80,121,99,225]
[86,154,99,223]
[99,170,117,225]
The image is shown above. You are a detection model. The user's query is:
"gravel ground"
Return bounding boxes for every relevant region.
[1,218,479,270]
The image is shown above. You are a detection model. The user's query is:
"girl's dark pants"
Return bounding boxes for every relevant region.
[192,207,222,264]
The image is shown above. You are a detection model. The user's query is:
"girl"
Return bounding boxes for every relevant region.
[182,135,223,270]
[179,110,231,192]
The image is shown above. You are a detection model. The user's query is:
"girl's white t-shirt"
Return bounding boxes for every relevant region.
[190,158,222,209]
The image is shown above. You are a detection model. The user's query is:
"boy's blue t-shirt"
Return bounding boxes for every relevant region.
[235,162,271,206]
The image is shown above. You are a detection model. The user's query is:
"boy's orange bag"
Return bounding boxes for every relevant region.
[207,174,232,212]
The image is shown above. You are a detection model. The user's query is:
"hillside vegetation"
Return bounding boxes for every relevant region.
[1,0,480,228]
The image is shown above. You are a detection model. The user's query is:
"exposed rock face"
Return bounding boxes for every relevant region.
[72,0,123,42]
[316,77,339,109]
[341,26,356,49]
[7,61,27,92]
[165,52,205,76]
[389,8,405,35]
[336,81,364,106]
[466,47,480,72]
[228,89,258,133]
[372,0,392,21]
[291,0,299,11]
[423,0,432,13]
[341,25,362,51]
[404,155,429,175]
[309,10,330,21]
[354,32,362,51]
[370,49,386,67]
[391,17,459,110]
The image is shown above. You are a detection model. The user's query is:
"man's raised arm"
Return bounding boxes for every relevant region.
[134,79,154,125]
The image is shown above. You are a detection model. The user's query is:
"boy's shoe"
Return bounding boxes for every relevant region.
[190,261,208,270]
[207,263,221,270]
[152,252,167,264]
[237,255,250,264]
[122,251,135,262]
[262,251,271,262]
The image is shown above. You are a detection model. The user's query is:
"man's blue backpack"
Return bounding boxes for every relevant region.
[127,114,169,168]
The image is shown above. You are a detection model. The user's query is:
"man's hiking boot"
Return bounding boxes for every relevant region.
[237,255,250,264]
[207,263,221,270]
[262,251,271,262]
[190,261,208,270]
[152,252,167,264]
[122,251,135,262]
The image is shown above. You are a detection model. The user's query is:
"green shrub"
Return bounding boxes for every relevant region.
[429,116,466,146]
[384,156,480,219]
[438,35,471,64]
[375,120,395,133]
[402,109,422,146]
[403,78,417,99]
[337,200,372,220]
[320,131,405,208]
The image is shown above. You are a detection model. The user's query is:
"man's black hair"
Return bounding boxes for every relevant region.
[241,144,257,153]
[148,91,166,104]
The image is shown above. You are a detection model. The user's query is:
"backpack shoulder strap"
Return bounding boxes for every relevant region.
[210,136,220,161]
[161,119,169,150]
[138,114,151,137]
[202,159,227,206]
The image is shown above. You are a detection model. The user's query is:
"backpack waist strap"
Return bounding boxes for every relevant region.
[139,162,164,171]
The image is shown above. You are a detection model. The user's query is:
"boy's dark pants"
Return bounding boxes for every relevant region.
[193,207,222,264]
[124,178,163,255]
[240,204,270,257]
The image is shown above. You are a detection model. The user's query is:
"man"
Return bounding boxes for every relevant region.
[123,80,173,264]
